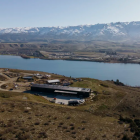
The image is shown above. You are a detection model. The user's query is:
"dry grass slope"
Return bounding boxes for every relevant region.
[0,69,140,139]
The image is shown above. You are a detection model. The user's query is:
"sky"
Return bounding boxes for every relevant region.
[0,0,140,28]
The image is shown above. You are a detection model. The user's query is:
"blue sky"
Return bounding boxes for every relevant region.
[0,0,140,28]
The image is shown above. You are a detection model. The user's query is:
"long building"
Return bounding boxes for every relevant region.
[31,84,91,97]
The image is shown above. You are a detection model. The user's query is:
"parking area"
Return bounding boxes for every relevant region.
[55,95,85,105]
[32,91,85,105]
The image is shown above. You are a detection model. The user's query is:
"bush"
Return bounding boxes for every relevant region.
[132,136,137,140]
[81,127,85,130]
[134,119,140,127]
[135,128,140,137]
[24,110,29,113]
[38,132,47,138]
[0,109,5,112]
[122,134,130,140]
[119,115,124,121]
[54,117,57,120]
[70,127,75,130]
[16,133,30,140]
[85,137,90,140]
[70,124,74,126]
[66,117,71,119]
[81,121,87,123]
[62,126,67,129]
[59,122,64,125]
[34,122,40,125]
[71,131,76,134]
[6,122,12,127]
[100,83,108,87]
[44,122,49,125]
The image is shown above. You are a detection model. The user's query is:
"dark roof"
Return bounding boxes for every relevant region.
[31,84,90,93]
[23,76,33,79]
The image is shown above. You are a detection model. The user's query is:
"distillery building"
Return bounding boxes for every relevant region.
[31,84,91,97]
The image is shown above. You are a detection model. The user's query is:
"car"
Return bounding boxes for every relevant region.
[68,101,79,106]
[9,88,13,91]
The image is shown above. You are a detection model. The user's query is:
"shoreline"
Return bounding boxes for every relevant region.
[1,54,140,64]
[0,67,140,88]
[33,56,140,65]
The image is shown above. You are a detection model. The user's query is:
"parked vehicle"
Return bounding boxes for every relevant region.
[68,101,79,106]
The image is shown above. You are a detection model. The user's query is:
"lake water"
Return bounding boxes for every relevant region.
[0,55,140,86]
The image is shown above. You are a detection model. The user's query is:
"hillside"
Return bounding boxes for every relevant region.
[1,21,140,42]
[0,69,140,139]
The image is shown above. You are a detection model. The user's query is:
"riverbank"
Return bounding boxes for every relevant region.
[0,54,140,86]
[1,51,140,64]
[34,56,140,65]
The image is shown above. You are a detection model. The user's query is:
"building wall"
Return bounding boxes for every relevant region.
[31,87,90,97]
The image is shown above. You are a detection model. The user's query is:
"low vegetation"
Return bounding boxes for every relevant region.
[0,69,139,139]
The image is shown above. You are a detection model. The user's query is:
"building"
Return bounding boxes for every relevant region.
[23,76,34,81]
[31,84,91,97]
[47,79,60,85]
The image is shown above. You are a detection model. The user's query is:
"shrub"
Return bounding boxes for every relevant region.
[30,128,35,131]
[135,128,140,137]
[0,136,7,140]
[70,127,75,130]
[34,122,40,125]
[38,132,47,138]
[0,109,5,112]
[70,124,74,126]
[71,131,76,134]
[132,136,137,140]
[119,115,125,122]
[8,119,15,123]
[100,83,108,87]
[44,123,49,125]
[7,122,12,127]
[122,134,130,140]
[54,117,57,120]
[85,137,90,140]
[66,117,71,119]
[134,119,140,127]
[0,131,3,137]
[59,122,64,125]
[62,126,67,129]
[81,127,85,130]
[16,134,30,140]
[72,136,76,139]
[81,121,87,123]
[125,117,133,123]
[24,110,29,113]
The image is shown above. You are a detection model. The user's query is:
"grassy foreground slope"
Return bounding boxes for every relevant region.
[0,69,140,139]
[0,91,129,140]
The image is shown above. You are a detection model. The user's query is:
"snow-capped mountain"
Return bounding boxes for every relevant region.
[1,21,140,42]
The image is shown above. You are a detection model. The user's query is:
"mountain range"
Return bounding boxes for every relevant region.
[1,21,140,42]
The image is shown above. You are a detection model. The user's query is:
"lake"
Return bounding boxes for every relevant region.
[0,55,140,86]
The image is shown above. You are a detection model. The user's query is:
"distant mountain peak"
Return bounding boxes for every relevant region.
[1,21,140,42]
